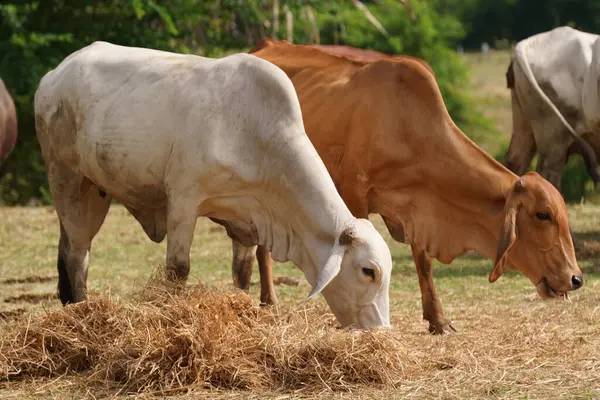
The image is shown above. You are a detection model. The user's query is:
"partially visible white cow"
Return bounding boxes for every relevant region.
[582,37,600,134]
[34,41,392,330]
[504,26,600,189]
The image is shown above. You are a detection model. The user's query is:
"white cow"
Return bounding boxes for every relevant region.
[504,26,600,189]
[582,37,600,134]
[34,41,392,329]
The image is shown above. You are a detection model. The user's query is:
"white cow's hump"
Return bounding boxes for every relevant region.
[517,26,599,67]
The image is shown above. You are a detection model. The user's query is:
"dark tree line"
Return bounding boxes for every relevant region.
[436,0,600,49]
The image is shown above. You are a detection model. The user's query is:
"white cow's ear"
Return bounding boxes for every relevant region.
[307,232,352,299]
[307,227,355,299]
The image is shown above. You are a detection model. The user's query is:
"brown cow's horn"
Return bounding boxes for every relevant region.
[515,179,525,191]
[339,226,356,246]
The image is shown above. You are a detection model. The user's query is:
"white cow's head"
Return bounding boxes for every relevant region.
[308,219,392,329]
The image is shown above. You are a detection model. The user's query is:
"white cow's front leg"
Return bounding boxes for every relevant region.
[165,202,198,282]
[231,240,257,291]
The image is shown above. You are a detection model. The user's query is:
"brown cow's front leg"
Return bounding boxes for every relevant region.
[230,241,277,305]
[411,244,456,334]
[257,246,277,305]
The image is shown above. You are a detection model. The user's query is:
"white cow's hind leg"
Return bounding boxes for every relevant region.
[49,168,112,304]
[505,91,537,175]
[165,200,198,282]
[536,148,568,190]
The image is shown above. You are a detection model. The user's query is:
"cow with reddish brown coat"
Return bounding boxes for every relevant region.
[229,39,583,334]
[0,77,17,175]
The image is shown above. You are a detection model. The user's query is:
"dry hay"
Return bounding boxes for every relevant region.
[1,269,600,398]
[249,276,299,287]
[0,269,410,394]
[0,309,25,321]
[273,276,300,286]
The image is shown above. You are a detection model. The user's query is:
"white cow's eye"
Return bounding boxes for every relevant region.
[362,267,376,281]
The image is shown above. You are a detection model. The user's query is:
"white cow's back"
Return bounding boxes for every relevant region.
[583,38,600,131]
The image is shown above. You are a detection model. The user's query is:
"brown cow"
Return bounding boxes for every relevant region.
[229,39,583,334]
[312,44,389,61]
[311,44,434,75]
[0,77,17,171]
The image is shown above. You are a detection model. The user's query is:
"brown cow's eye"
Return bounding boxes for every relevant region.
[536,212,552,222]
[362,268,376,281]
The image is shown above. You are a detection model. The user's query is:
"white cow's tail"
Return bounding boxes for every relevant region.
[513,43,578,137]
[514,43,600,184]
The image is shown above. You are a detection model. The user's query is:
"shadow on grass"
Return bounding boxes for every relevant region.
[573,231,600,242]
[392,251,494,279]
[573,233,600,274]
[394,243,600,279]
[394,263,522,279]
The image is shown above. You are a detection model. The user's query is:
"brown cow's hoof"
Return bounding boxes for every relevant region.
[427,318,457,335]
[259,293,277,306]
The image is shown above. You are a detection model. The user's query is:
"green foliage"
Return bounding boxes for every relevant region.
[0,0,487,204]
[435,0,600,50]
[316,0,486,131]
[562,156,598,203]
[0,1,183,204]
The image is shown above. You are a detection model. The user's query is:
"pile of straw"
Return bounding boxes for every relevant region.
[0,270,410,393]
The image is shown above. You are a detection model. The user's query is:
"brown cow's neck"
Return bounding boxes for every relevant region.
[434,124,517,260]
[372,122,518,264]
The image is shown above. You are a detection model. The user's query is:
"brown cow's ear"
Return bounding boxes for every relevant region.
[490,207,518,283]
[514,179,525,192]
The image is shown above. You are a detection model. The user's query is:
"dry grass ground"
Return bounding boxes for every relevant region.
[1,205,599,399]
[465,50,514,140]
[1,50,599,399]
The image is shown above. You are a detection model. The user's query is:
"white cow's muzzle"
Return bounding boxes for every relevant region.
[357,302,390,330]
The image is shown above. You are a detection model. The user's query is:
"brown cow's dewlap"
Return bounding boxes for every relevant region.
[0,269,408,393]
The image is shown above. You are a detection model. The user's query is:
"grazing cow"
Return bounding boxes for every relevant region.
[34,41,393,330]
[0,77,17,171]
[229,39,583,334]
[311,44,389,62]
[582,37,600,141]
[311,44,434,75]
[504,26,600,189]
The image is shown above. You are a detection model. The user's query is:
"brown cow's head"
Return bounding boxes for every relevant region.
[490,171,583,298]
[0,77,17,168]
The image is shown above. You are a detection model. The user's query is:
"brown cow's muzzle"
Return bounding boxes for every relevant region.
[571,274,584,289]
[536,274,583,299]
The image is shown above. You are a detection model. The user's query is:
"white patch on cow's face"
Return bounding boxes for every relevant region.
[321,219,392,329]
